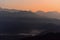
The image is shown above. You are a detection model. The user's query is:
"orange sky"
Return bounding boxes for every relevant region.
[0,0,60,12]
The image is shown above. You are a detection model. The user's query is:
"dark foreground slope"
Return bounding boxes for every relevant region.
[0,32,60,40]
[23,32,60,40]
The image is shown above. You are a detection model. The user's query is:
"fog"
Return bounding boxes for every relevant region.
[35,11,60,19]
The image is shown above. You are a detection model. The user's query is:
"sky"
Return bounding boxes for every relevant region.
[0,0,60,12]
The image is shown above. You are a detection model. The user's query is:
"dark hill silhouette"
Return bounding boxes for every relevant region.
[0,8,60,34]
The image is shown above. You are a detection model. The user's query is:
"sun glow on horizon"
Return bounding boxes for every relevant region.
[0,0,60,12]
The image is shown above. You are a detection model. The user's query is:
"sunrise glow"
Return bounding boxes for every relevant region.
[0,0,60,12]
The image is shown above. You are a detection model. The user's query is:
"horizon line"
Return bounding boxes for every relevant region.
[0,7,60,13]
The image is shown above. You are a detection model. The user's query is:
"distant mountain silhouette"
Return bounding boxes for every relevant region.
[0,8,39,18]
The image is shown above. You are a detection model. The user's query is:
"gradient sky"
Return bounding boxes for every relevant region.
[0,0,60,12]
